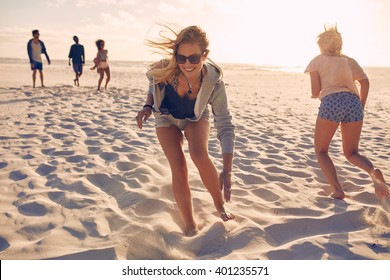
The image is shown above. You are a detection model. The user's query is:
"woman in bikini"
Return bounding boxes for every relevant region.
[91,39,110,91]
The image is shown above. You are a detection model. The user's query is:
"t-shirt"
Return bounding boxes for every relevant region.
[305,54,368,100]
[31,41,42,62]
[68,44,85,64]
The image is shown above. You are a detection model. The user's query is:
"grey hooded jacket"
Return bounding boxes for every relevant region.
[147,62,235,154]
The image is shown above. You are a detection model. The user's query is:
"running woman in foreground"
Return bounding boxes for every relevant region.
[136,24,235,235]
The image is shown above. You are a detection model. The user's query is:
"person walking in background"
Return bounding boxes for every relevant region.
[27,29,50,88]
[90,39,110,91]
[136,25,235,236]
[68,35,85,87]
[305,25,389,200]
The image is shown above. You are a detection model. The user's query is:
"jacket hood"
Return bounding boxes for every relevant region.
[203,61,223,84]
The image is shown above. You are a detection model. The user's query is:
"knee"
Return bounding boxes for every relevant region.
[343,149,358,162]
[190,149,210,166]
[315,147,328,157]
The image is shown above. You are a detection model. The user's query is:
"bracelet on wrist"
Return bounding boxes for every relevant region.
[143,104,153,110]
[222,170,232,175]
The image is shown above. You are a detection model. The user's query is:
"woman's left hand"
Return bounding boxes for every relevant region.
[219,171,232,202]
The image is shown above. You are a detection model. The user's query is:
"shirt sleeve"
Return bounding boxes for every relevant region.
[304,56,320,73]
[347,57,368,80]
[210,81,235,154]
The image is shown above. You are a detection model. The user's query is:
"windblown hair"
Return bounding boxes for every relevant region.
[317,25,343,56]
[95,39,105,50]
[145,24,215,84]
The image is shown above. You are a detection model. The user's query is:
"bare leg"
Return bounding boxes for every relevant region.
[341,121,389,200]
[77,72,82,86]
[371,169,389,200]
[32,69,37,88]
[156,125,197,235]
[74,72,78,86]
[314,117,345,199]
[104,67,110,90]
[39,70,44,87]
[97,69,104,90]
[185,118,235,221]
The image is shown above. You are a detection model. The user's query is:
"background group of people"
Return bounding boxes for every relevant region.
[27,29,110,90]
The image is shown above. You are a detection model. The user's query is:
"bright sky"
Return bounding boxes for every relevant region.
[1,0,390,67]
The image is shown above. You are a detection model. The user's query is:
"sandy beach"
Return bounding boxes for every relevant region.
[0,59,389,260]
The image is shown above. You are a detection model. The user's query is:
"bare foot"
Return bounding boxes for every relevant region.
[372,169,390,200]
[184,226,198,237]
[330,187,345,199]
[219,206,235,222]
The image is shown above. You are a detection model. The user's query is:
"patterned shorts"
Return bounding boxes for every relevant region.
[318,92,363,123]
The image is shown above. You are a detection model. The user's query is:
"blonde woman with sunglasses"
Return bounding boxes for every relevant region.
[136,25,235,236]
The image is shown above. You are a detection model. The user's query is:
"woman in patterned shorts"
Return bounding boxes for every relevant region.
[305,25,389,200]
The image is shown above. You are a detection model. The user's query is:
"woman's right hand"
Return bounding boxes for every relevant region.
[136,107,152,129]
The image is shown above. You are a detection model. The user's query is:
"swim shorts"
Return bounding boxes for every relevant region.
[154,107,210,130]
[72,63,83,74]
[318,92,363,123]
[31,60,43,71]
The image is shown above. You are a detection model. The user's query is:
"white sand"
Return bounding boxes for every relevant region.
[0,60,389,260]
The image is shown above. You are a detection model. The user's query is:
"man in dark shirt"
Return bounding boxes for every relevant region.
[68,36,85,86]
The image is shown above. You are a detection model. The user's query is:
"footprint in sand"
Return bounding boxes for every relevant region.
[0,236,10,252]
[17,202,48,216]
[99,152,119,162]
[51,133,68,139]
[66,155,85,163]
[48,191,94,209]
[63,226,87,240]
[35,163,56,176]
[9,170,28,181]
[116,161,136,171]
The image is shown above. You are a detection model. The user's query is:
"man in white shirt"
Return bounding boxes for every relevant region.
[27,30,51,88]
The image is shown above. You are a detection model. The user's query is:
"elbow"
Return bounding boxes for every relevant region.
[311,89,320,98]
[359,78,370,88]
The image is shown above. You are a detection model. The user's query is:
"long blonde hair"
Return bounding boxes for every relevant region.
[145,24,211,84]
[317,25,343,56]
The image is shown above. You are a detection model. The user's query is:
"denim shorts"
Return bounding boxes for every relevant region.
[318,92,363,123]
[31,60,43,71]
[154,107,210,130]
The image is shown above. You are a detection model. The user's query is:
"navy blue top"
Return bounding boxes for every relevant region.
[160,84,196,119]
[68,44,85,64]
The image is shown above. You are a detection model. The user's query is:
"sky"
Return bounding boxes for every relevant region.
[1,0,390,67]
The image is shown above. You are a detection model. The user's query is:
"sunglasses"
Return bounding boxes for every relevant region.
[176,53,203,64]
